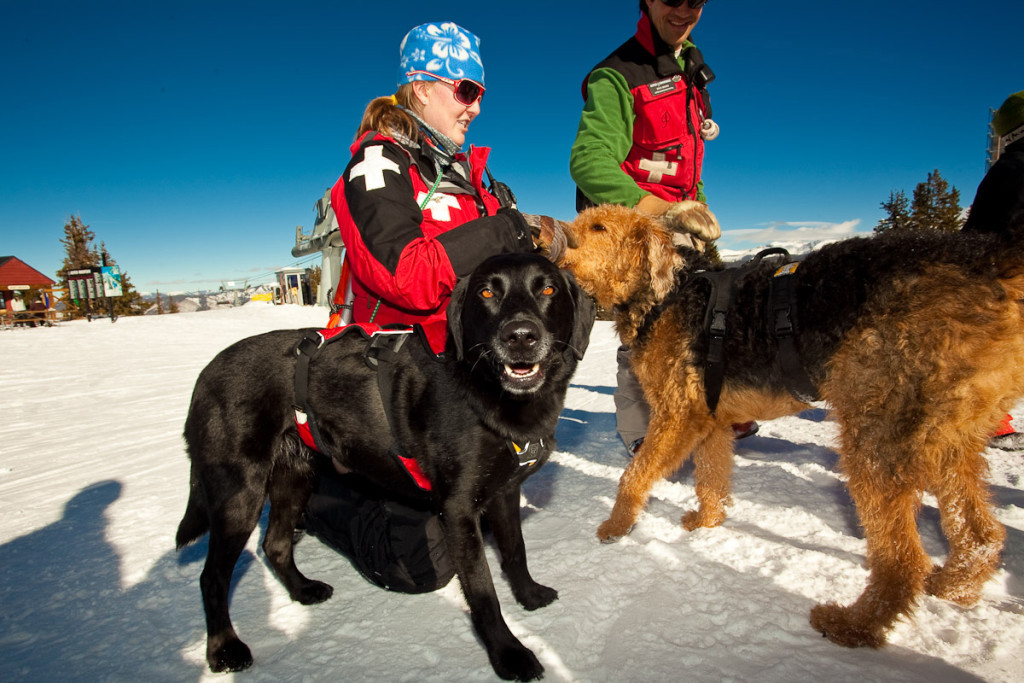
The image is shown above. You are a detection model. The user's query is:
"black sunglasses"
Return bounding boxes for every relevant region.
[660,0,709,8]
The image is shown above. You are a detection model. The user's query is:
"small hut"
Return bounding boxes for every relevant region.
[0,256,55,307]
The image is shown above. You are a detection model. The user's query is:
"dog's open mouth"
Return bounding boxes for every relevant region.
[502,362,543,392]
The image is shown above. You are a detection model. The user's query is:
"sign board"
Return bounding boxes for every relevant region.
[67,267,112,300]
[101,266,123,297]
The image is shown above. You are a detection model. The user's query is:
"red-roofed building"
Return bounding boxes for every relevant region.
[1,256,56,308]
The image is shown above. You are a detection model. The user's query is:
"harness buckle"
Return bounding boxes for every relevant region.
[295,331,325,358]
[509,439,545,468]
[774,308,794,336]
[709,310,727,336]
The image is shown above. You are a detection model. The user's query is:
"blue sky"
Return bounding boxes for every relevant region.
[2,0,1021,294]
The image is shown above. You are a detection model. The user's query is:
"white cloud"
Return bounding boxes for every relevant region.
[719,218,866,251]
[716,219,871,262]
[720,219,864,245]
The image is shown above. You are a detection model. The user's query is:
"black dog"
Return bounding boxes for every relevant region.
[175,253,595,681]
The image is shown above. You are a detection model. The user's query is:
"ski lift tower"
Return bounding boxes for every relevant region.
[985,107,1003,171]
[292,188,344,308]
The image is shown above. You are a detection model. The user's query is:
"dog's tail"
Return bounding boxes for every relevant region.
[175,471,209,549]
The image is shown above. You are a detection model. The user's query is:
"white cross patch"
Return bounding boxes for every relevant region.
[349,146,400,191]
[638,153,678,184]
[416,191,461,222]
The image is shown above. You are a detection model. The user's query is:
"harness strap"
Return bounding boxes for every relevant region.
[364,331,434,488]
[294,328,347,453]
[293,323,541,492]
[292,324,435,491]
[769,263,819,403]
[695,247,800,416]
[696,268,736,416]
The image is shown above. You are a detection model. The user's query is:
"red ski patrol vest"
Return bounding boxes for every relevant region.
[585,16,713,202]
[624,70,706,202]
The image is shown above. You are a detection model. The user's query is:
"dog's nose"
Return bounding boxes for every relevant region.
[501,319,540,352]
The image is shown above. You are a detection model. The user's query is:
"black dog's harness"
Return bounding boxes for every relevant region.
[695,248,819,415]
[292,323,543,492]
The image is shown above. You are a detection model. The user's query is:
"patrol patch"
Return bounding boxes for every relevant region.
[349,146,400,191]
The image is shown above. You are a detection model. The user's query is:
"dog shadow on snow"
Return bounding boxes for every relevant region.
[0,479,331,681]
[0,481,209,681]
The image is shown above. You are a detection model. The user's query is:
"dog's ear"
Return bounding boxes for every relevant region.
[561,268,597,360]
[643,217,682,302]
[447,276,470,360]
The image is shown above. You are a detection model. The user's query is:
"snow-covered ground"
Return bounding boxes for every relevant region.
[2,303,1023,682]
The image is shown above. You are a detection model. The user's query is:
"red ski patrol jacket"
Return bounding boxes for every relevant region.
[331,131,532,353]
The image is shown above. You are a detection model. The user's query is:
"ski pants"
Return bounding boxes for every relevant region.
[614,344,650,450]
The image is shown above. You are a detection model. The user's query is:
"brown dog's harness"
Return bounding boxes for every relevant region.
[696,248,819,415]
[292,323,544,492]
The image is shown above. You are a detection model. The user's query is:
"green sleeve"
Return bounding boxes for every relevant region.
[569,61,707,207]
[569,67,647,209]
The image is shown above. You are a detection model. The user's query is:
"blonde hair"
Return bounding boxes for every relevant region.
[355,82,423,141]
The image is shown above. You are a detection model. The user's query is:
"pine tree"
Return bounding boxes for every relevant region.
[55,215,145,318]
[909,170,963,232]
[932,175,964,233]
[57,215,100,281]
[909,173,936,231]
[875,190,911,234]
[876,170,964,234]
[57,215,100,318]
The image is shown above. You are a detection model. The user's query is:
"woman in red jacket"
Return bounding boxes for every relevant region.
[328,21,550,353]
[305,22,564,593]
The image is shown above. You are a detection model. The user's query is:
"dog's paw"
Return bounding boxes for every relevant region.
[208,638,253,673]
[597,518,632,543]
[809,603,885,649]
[490,642,544,681]
[925,565,982,607]
[296,579,334,605]
[516,582,558,611]
[681,507,726,531]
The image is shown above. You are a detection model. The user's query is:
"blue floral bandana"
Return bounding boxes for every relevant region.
[397,22,484,88]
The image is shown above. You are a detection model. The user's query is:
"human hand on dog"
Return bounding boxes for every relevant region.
[635,195,722,243]
[521,213,576,264]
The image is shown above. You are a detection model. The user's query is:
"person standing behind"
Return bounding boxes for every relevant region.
[570,0,755,456]
[963,89,1024,451]
[9,292,28,326]
[963,90,1024,234]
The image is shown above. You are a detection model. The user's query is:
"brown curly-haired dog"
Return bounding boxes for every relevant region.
[559,203,1024,649]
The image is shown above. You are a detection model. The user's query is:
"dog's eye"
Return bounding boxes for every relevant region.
[540,285,556,297]
[479,288,495,299]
